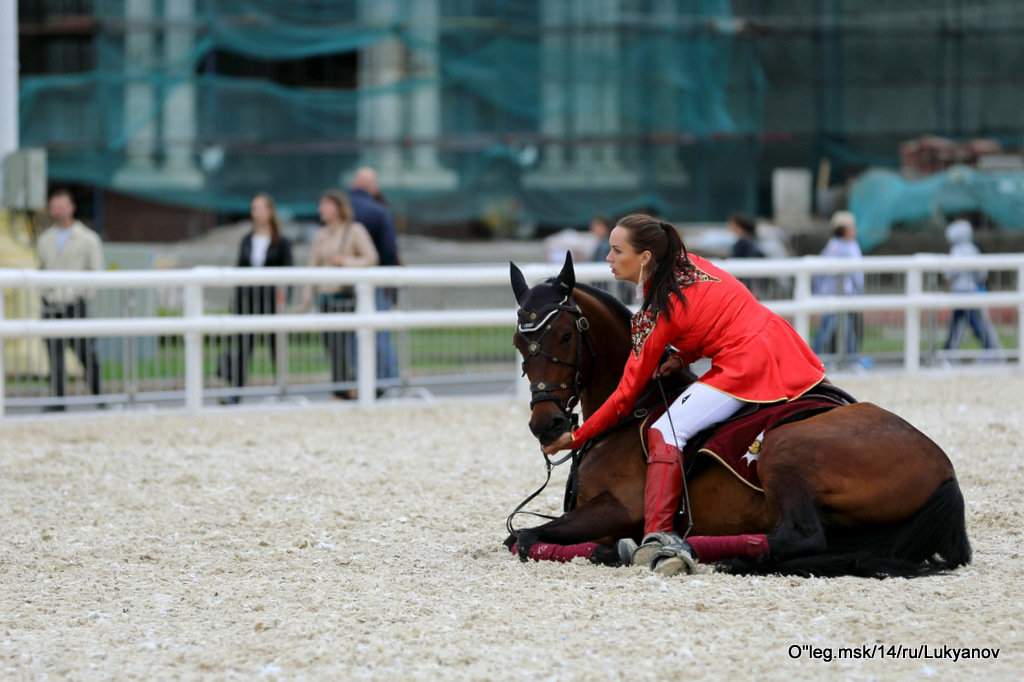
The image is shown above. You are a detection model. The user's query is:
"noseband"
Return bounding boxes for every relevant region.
[517,292,597,422]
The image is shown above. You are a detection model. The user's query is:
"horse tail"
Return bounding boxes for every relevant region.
[724,477,972,578]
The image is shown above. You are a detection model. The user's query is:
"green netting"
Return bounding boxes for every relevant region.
[19,0,765,230]
[850,166,1024,252]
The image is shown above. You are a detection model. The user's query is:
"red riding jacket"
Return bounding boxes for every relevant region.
[571,254,825,448]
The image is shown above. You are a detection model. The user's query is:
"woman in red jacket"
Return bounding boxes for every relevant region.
[542,213,825,574]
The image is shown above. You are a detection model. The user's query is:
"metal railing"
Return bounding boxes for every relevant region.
[1,253,1022,417]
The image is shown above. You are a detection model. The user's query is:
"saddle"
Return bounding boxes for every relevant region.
[637,380,856,491]
[562,379,855,511]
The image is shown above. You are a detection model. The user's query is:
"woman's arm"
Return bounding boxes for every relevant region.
[339,223,380,267]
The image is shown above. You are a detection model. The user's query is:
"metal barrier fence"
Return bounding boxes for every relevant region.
[2,254,1022,417]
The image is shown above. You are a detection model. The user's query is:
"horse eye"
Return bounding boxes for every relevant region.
[560,331,573,344]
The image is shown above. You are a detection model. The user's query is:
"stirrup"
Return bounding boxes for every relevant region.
[631,531,684,567]
[650,541,699,577]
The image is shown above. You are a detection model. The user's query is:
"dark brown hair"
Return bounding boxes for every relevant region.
[729,212,757,237]
[616,213,690,319]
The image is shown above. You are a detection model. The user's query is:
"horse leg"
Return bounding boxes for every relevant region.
[761,474,828,560]
[509,492,641,566]
[672,474,824,570]
[652,465,779,571]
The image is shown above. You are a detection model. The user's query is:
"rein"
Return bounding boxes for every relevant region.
[506,291,596,538]
[505,446,577,538]
[505,380,673,537]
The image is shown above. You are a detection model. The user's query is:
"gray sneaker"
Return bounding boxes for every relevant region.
[651,541,698,577]
[631,531,685,567]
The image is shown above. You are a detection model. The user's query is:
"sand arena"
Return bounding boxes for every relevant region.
[1,372,1021,680]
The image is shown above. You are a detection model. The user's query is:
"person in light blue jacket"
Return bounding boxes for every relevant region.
[811,211,864,357]
[942,218,1001,351]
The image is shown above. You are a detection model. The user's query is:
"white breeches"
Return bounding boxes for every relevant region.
[651,381,745,450]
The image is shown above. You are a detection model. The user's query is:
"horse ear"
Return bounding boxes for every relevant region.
[556,250,575,294]
[510,261,529,303]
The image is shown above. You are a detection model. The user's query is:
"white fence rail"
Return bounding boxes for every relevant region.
[1,253,1022,418]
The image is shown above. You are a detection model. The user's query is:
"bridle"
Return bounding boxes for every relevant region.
[516,292,597,425]
[508,291,597,539]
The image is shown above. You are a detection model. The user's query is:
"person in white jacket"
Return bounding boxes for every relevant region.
[811,211,864,358]
[942,218,1001,352]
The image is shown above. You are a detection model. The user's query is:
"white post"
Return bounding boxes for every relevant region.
[0,289,6,419]
[0,0,18,205]
[905,267,922,372]
[355,281,376,406]
[183,281,204,412]
[1018,266,1024,369]
[793,268,812,340]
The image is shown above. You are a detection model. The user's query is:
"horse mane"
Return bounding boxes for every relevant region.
[565,280,633,329]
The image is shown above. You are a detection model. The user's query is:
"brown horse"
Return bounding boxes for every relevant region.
[506,254,971,577]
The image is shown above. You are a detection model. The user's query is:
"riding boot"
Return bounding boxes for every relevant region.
[630,429,685,567]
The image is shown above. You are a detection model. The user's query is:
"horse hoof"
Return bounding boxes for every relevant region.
[617,537,638,565]
[650,542,698,577]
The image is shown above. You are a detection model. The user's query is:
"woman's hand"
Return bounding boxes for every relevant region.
[655,354,684,378]
[541,432,574,455]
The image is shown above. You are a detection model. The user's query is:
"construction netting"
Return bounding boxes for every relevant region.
[850,167,1024,252]
[18,0,766,231]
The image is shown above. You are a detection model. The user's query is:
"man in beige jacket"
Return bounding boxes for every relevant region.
[36,188,104,408]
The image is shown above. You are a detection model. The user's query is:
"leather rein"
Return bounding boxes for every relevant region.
[507,292,597,537]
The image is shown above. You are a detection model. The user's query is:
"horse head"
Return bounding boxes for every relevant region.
[510,252,596,446]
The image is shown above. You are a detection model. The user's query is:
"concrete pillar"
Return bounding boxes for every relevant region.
[0,0,18,206]
[522,2,568,187]
[356,0,404,180]
[114,0,161,184]
[404,0,456,188]
[649,0,688,184]
[526,0,637,189]
[162,0,202,187]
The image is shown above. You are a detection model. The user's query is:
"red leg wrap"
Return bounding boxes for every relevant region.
[510,541,600,563]
[686,534,770,562]
[644,429,684,535]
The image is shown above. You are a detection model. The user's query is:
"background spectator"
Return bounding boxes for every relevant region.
[727,212,767,298]
[218,192,294,404]
[299,191,379,400]
[811,211,864,360]
[36,188,104,410]
[942,217,1001,353]
[349,167,399,391]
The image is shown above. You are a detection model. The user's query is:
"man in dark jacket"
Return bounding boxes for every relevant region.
[349,167,400,389]
[350,167,399,267]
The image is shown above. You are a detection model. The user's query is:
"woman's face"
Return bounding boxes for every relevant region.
[251,196,271,224]
[607,225,651,283]
[319,197,339,224]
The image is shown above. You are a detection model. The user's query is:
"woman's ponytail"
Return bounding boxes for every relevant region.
[617,214,689,319]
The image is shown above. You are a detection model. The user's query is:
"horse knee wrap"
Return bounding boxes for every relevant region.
[687,534,770,562]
